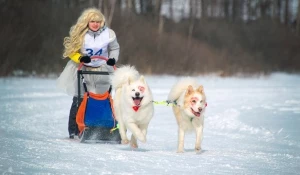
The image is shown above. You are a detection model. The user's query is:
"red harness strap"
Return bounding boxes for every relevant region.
[132,106,140,112]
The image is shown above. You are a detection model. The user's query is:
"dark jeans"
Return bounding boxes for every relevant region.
[68,96,83,136]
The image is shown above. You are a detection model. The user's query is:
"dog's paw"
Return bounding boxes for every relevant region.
[121,139,129,144]
[137,135,146,143]
[195,147,202,153]
[130,143,138,149]
[140,137,147,143]
[176,149,184,153]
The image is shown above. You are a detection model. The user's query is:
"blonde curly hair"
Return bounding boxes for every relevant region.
[63,8,105,58]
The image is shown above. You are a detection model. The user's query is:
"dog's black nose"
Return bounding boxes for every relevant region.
[135,92,140,97]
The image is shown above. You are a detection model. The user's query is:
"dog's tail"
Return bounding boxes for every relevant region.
[167,77,198,101]
[110,65,140,89]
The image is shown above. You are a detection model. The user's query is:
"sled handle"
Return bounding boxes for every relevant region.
[78,55,116,70]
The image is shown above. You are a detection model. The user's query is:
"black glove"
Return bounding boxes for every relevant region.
[80,56,91,63]
[107,58,116,66]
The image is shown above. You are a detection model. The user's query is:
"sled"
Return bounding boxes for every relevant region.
[75,56,121,144]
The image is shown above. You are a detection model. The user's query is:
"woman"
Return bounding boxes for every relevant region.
[57,8,120,139]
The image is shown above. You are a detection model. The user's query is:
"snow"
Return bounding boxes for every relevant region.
[1,73,300,175]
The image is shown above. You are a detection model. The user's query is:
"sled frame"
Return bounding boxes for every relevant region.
[77,70,110,106]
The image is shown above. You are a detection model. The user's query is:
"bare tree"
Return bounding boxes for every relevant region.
[272,0,279,22]
[210,0,217,17]
[297,0,300,35]
[284,0,290,25]
[107,0,116,27]
[126,0,137,14]
[158,15,164,35]
[277,0,282,22]
[155,0,162,17]
[140,0,152,14]
[260,0,271,18]
[201,0,207,18]
[185,0,197,60]
[169,0,173,20]
[232,0,241,22]
[89,0,94,6]
[97,0,116,27]
[125,0,132,9]
[189,0,195,18]
[246,0,255,21]
[98,0,103,11]
[224,0,230,19]
[102,0,108,23]
[155,0,163,34]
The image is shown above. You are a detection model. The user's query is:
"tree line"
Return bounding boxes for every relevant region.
[0,0,300,77]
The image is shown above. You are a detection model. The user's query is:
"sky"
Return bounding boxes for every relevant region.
[0,73,300,175]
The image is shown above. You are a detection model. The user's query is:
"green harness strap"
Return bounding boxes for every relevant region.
[110,123,120,133]
[153,100,194,122]
[152,100,177,106]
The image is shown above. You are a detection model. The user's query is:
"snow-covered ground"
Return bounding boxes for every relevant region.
[1,73,300,175]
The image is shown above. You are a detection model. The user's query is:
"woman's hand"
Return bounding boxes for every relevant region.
[80,56,91,63]
[106,58,116,66]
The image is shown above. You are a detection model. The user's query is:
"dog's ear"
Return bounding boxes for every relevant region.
[186,85,194,96]
[197,85,204,93]
[139,75,145,83]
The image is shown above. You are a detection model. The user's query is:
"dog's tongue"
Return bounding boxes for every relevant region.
[133,99,141,106]
[191,108,201,117]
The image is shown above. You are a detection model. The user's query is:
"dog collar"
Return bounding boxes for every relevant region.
[132,106,140,112]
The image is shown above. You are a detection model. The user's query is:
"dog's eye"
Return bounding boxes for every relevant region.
[192,100,196,103]
[200,100,203,103]
[132,89,135,91]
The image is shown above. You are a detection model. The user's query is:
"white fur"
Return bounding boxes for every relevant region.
[110,65,154,148]
[168,77,207,153]
[168,77,198,102]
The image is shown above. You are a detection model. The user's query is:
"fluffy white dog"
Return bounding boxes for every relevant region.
[110,65,154,148]
[168,77,207,153]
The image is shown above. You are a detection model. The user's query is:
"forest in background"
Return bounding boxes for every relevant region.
[0,0,300,77]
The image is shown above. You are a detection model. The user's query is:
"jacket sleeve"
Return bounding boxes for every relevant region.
[108,39,120,62]
[108,29,120,62]
[68,52,82,63]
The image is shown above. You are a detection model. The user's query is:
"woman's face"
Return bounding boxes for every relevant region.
[88,20,101,31]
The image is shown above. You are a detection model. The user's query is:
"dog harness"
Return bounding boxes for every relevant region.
[132,106,140,112]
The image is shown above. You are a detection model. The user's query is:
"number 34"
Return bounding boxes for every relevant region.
[86,48,102,56]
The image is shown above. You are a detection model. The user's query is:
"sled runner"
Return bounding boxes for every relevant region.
[75,56,121,144]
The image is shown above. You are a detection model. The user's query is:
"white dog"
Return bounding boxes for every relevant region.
[167,77,207,153]
[110,65,154,148]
